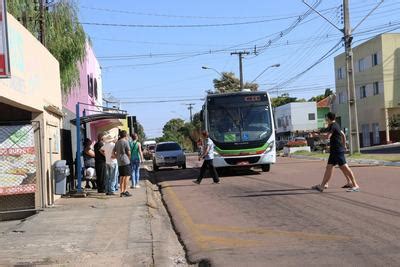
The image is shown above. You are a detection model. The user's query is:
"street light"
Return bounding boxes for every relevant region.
[250,63,280,84]
[201,66,223,77]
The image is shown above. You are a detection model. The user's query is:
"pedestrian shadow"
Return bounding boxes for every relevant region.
[243,188,308,194]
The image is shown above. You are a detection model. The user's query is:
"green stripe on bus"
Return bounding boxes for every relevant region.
[215,142,269,156]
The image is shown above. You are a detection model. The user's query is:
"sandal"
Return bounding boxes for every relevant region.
[311,184,324,192]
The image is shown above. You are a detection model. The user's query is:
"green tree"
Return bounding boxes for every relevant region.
[308,88,333,102]
[158,118,199,151]
[271,93,302,108]
[271,93,306,108]
[213,72,259,93]
[7,0,87,94]
[136,122,146,141]
[179,112,202,151]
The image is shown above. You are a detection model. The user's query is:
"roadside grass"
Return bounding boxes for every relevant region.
[292,151,400,162]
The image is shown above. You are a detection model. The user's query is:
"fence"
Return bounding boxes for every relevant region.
[0,122,40,220]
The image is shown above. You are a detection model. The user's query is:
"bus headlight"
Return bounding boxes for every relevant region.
[264,141,275,153]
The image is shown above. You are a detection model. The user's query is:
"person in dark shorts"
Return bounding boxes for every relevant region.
[312,112,360,192]
[94,132,106,193]
[113,130,132,197]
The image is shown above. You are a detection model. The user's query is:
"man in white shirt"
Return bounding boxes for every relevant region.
[193,131,220,184]
[101,134,118,196]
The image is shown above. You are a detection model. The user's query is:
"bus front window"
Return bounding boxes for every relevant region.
[208,105,272,143]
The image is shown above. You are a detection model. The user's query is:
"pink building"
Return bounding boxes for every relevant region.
[63,42,103,142]
[61,41,125,180]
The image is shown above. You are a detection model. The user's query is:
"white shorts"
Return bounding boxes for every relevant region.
[85,167,96,179]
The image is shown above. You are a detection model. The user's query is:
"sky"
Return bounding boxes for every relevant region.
[78,0,400,138]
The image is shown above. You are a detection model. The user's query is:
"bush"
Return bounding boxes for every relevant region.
[285,140,308,148]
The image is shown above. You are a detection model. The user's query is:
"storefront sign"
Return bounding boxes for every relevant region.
[0,0,10,77]
[0,125,36,196]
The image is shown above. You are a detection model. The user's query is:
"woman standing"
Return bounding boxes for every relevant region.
[83,138,97,189]
[130,133,144,188]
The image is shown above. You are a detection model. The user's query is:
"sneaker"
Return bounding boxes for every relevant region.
[130,186,135,189]
[213,181,221,184]
[106,192,116,196]
[124,191,132,197]
[311,184,324,192]
[341,184,352,189]
[192,180,201,185]
[346,187,360,192]
[135,185,141,188]
[120,193,125,197]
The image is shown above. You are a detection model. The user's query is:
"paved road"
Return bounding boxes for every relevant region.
[154,157,400,266]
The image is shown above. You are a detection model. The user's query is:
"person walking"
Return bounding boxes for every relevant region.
[101,134,118,196]
[193,131,220,185]
[312,112,360,192]
[130,133,144,189]
[83,138,97,189]
[94,132,107,193]
[113,130,132,197]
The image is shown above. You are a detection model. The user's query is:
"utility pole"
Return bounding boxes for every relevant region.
[343,0,360,154]
[302,0,383,154]
[231,51,250,89]
[184,103,195,122]
[39,0,46,46]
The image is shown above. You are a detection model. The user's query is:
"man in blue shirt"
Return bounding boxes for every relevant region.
[193,131,220,184]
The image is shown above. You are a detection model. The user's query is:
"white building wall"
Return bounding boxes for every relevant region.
[275,102,318,135]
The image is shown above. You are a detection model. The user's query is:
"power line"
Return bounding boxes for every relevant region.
[80,5,337,20]
[80,16,306,28]
[119,98,204,104]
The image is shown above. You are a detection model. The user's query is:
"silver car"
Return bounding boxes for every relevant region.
[153,142,186,171]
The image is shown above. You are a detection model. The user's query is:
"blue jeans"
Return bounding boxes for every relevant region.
[106,162,118,193]
[131,159,140,187]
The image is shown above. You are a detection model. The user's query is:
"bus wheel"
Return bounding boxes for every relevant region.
[261,164,270,172]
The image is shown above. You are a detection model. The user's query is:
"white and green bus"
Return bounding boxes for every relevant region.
[201,91,276,172]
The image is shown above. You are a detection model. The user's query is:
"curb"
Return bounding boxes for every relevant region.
[289,155,400,167]
[145,181,158,210]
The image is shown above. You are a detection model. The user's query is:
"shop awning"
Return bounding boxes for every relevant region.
[70,112,127,125]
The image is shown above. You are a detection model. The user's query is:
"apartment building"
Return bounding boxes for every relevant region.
[334,33,400,147]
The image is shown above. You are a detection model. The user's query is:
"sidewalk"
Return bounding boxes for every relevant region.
[0,175,189,266]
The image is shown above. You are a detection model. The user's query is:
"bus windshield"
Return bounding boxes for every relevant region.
[208,104,272,143]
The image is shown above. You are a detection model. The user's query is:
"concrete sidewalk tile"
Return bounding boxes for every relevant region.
[0,170,190,267]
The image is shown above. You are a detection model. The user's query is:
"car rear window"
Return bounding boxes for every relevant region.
[156,143,181,152]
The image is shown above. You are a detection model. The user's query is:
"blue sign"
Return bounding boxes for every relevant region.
[243,133,249,141]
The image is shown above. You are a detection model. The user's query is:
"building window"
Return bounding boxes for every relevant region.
[277,118,282,128]
[94,78,98,99]
[87,74,93,97]
[359,86,366,99]
[337,67,343,80]
[373,82,380,95]
[308,113,316,120]
[358,58,366,72]
[372,53,379,66]
[372,123,380,145]
[338,91,346,104]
